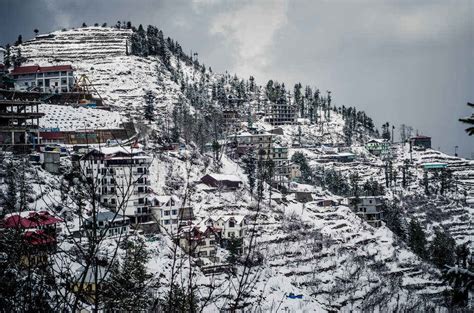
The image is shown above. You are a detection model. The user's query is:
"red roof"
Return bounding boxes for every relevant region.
[23,230,56,245]
[3,211,63,229]
[11,65,73,75]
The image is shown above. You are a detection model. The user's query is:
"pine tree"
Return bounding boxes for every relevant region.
[4,44,11,68]
[408,219,428,259]
[381,122,391,141]
[3,162,17,214]
[243,149,257,195]
[102,238,153,311]
[430,229,456,269]
[144,90,155,122]
[14,35,22,46]
[291,152,311,183]
[423,170,430,195]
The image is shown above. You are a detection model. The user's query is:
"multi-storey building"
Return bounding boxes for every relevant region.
[272,145,288,166]
[149,194,194,234]
[0,99,44,148]
[348,196,384,227]
[79,146,153,227]
[234,130,274,157]
[264,100,297,126]
[11,64,75,93]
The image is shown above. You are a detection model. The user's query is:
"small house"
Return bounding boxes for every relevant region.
[295,191,314,203]
[178,224,220,260]
[83,211,130,238]
[201,174,242,190]
[348,196,384,227]
[149,195,194,234]
[410,135,431,150]
[365,139,390,157]
[72,266,109,304]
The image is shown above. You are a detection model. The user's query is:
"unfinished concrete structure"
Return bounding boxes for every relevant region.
[0,99,44,149]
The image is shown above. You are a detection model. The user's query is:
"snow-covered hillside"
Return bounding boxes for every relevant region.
[6,26,471,311]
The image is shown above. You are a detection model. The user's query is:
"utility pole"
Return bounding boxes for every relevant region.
[454,145,459,157]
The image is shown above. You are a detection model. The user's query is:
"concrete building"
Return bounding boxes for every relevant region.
[366,139,390,157]
[178,224,220,259]
[348,196,384,227]
[83,211,130,238]
[264,100,297,126]
[79,146,153,227]
[234,130,274,157]
[410,135,431,150]
[0,99,44,148]
[149,195,194,234]
[11,65,75,93]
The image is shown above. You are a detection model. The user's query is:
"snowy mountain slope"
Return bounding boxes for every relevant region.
[16,27,131,61]
[6,26,468,311]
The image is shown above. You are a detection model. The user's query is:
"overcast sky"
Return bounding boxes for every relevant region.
[1,0,473,157]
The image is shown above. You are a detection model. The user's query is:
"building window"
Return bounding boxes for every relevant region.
[164,210,170,216]
[171,210,177,215]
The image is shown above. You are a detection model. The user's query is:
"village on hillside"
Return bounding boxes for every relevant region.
[0,24,472,312]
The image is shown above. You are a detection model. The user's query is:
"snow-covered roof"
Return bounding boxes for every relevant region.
[206,173,242,182]
[148,194,180,205]
[85,211,128,223]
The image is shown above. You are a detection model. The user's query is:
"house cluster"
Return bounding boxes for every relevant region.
[178,214,248,262]
[231,127,302,182]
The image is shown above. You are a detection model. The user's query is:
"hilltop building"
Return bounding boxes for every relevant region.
[11,65,75,93]
[410,135,431,150]
[0,46,6,65]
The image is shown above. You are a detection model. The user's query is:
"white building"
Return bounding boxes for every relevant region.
[348,196,384,227]
[233,130,274,157]
[201,214,248,254]
[83,211,130,238]
[11,64,75,93]
[79,146,153,227]
[149,195,194,234]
